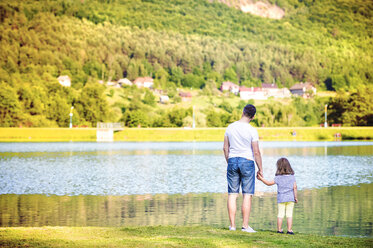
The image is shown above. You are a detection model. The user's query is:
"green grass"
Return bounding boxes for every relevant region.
[115,127,373,142]
[0,226,371,248]
[0,128,97,142]
[0,127,372,142]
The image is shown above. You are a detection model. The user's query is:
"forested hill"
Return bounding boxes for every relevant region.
[0,0,372,127]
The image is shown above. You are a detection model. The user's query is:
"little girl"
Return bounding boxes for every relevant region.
[258,157,298,234]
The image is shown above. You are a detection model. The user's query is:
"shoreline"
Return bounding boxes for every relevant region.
[0,226,371,247]
[0,127,372,142]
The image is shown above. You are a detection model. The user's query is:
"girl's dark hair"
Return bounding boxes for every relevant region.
[243,104,256,118]
[275,157,294,176]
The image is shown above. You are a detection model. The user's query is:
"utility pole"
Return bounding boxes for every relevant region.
[324,104,328,128]
[69,106,74,128]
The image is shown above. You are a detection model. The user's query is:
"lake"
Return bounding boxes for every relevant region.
[0,141,372,237]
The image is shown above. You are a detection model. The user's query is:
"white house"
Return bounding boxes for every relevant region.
[134,77,154,88]
[262,83,291,98]
[290,82,316,98]
[159,95,170,104]
[262,83,278,96]
[57,75,71,87]
[118,78,132,87]
[239,86,268,100]
[179,91,192,102]
[106,81,117,86]
[275,88,292,98]
[221,81,239,95]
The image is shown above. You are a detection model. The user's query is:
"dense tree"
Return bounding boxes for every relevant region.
[0,0,372,127]
[121,109,149,127]
[0,83,22,127]
[206,111,223,127]
[143,90,156,106]
[182,74,205,89]
[75,83,109,126]
[219,101,233,113]
[328,88,373,126]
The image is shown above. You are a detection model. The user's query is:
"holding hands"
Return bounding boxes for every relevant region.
[256,173,275,186]
[256,170,263,179]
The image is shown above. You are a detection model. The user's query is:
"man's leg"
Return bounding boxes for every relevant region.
[240,159,255,229]
[228,193,238,228]
[227,158,239,229]
[242,194,252,228]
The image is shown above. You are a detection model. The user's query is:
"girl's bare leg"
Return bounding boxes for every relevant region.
[277,217,283,232]
[287,217,293,232]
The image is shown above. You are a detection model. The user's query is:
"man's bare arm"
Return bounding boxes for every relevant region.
[252,141,263,177]
[223,136,230,163]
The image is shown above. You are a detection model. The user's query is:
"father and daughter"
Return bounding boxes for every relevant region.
[224,104,298,234]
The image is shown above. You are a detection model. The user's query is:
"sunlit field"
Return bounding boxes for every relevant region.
[0,127,372,142]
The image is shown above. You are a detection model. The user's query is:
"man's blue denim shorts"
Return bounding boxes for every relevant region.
[227,157,255,194]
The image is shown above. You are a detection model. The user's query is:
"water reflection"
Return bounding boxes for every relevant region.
[0,184,371,237]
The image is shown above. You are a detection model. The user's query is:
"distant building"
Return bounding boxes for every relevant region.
[154,89,166,95]
[290,82,316,98]
[179,91,192,101]
[275,88,291,98]
[57,75,71,87]
[118,78,132,87]
[262,83,278,95]
[262,83,291,98]
[261,83,278,89]
[239,86,267,100]
[106,81,116,86]
[159,95,170,104]
[134,77,154,88]
[221,81,239,95]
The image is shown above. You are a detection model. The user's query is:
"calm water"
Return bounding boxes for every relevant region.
[0,141,372,237]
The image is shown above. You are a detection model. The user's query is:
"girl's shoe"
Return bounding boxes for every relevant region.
[287,231,294,235]
[277,231,284,234]
[229,226,236,231]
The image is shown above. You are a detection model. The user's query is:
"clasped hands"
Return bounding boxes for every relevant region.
[256,170,263,180]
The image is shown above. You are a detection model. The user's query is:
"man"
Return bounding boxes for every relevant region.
[223,104,263,232]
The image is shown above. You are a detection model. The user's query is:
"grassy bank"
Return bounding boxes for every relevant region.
[0,128,97,142]
[115,127,373,142]
[0,127,372,142]
[0,226,371,248]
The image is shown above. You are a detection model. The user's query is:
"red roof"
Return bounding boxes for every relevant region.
[239,86,263,92]
[290,82,313,90]
[179,91,192,97]
[134,77,153,84]
[222,81,239,88]
[262,83,278,89]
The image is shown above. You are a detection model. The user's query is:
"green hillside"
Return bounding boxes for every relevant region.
[0,0,372,127]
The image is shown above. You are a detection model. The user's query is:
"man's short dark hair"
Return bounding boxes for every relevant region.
[243,104,256,118]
